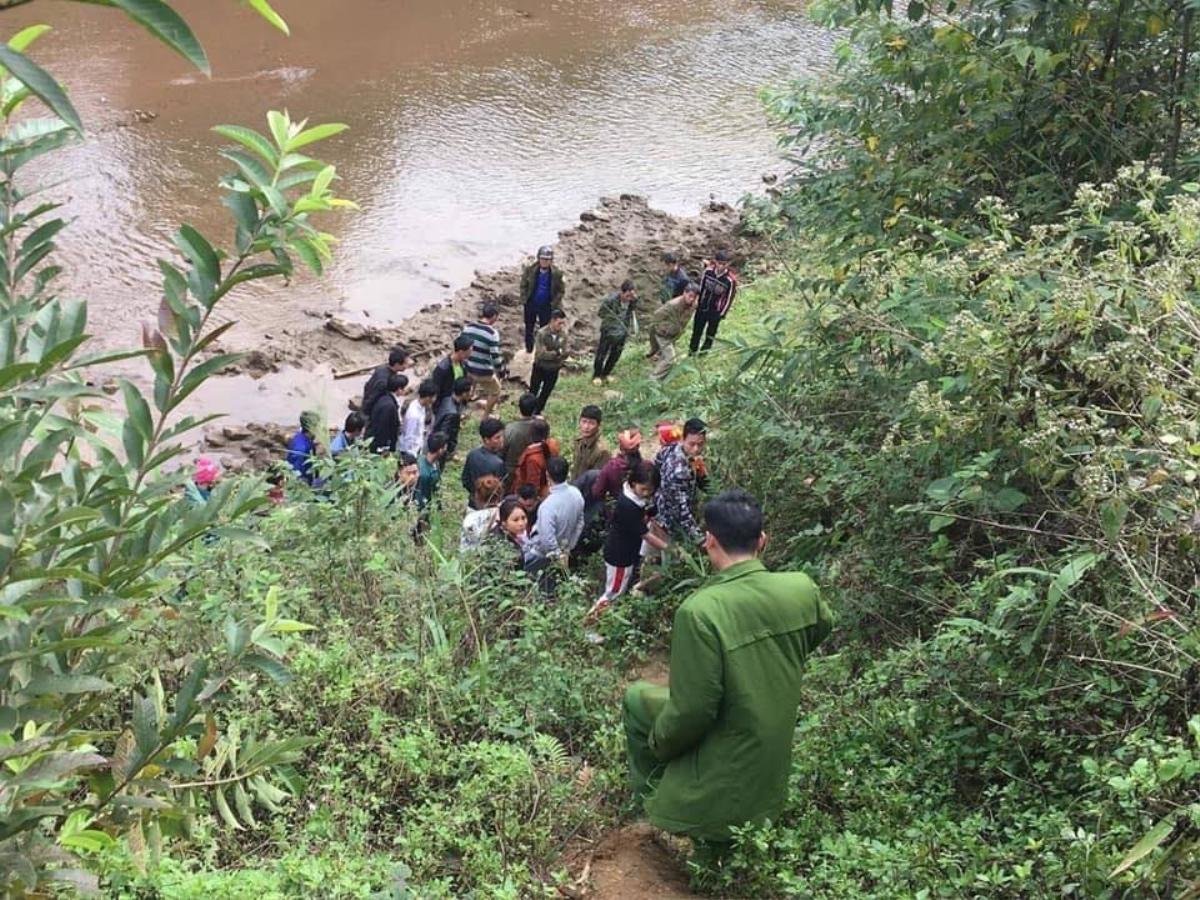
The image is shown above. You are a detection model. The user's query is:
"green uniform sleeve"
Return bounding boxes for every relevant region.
[650,605,723,762]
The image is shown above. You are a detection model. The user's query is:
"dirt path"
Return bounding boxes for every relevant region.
[582,822,696,899]
[563,652,702,900]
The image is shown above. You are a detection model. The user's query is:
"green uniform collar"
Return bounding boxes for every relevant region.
[708,558,766,586]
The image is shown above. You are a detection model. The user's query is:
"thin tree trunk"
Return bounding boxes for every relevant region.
[1167,7,1194,173]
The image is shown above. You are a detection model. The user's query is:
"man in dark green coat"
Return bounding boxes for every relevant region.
[623,488,833,851]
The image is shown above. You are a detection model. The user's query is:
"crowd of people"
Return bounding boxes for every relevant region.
[188,243,835,867]
[238,246,736,620]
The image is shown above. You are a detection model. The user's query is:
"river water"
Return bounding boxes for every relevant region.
[8,0,829,353]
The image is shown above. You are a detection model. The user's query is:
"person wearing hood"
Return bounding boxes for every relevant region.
[286,410,323,486]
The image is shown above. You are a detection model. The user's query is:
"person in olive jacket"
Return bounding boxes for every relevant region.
[592,280,637,385]
[529,309,568,413]
[520,245,566,353]
[623,489,833,860]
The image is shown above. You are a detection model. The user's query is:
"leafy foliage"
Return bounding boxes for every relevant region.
[753,0,1200,259]
[0,8,351,891]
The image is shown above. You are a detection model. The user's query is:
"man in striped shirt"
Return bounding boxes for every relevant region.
[463,303,504,416]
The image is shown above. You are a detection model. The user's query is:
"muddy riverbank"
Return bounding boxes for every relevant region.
[198,193,760,470]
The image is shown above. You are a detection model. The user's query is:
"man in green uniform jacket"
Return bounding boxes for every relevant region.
[623,488,833,848]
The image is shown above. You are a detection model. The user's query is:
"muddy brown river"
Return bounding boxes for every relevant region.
[10,0,827,337]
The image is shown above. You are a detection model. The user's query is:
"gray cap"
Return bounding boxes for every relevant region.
[537,245,554,259]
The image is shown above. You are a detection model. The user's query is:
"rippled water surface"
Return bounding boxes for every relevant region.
[10,0,829,348]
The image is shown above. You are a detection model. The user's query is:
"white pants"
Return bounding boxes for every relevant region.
[601,563,637,602]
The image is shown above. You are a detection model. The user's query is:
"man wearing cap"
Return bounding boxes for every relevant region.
[622,489,833,862]
[520,246,566,353]
[689,250,738,355]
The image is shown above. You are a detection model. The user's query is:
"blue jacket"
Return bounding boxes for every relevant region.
[287,430,317,485]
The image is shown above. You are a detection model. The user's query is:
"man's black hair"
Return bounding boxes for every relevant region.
[481,302,499,320]
[345,412,367,433]
[397,451,418,468]
[620,279,635,294]
[426,432,448,455]
[546,455,569,484]
[479,417,505,440]
[683,417,707,437]
[452,376,472,397]
[550,308,567,320]
[662,251,678,265]
[516,484,538,502]
[453,334,474,352]
[387,372,409,393]
[417,378,438,399]
[714,249,732,263]
[530,419,550,442]
[518,393,538,417]
[683,281,701,295]
[580,404,602,423]
[388,345,409,367]
[703,489,764,555]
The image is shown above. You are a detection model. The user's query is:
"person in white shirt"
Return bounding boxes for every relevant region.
[400,378,437,457]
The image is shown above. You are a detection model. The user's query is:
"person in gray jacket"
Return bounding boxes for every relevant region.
[523,456,584,593]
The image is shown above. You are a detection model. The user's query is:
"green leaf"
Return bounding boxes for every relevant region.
[173,224,220,303]
[234,780,259,828]
[1110,815,1176,876]
[8,24,52,54]
[213,785,243,830]
[290,237,324,275]
[1025,552,1103,653]
[120,380,153,441]
[990,487,1028,513]
[287,122,347,152]
[107,0,209,75]
[0,45,82,134]
[132,694,159,758]
[266,110,290,150]
[247,0,290,35]
[928,514,955,533]
[1100,499,1128,542]
[243,653,291,684]
[21,674,113,695]
[211,124,277,167]
[907,1,925,19]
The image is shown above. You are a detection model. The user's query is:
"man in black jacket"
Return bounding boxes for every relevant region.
[361,345,410,417]
[461,417,508,508]
[432,376,472,457]
[367,372,409,454]
[431,335,474,404]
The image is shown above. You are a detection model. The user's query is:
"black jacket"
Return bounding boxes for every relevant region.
[368,393,400,454]
[431,356,460,405]
[361,364,391,417]
[432,395,464,455]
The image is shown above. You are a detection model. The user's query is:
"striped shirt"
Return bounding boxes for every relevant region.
[463,320,502,376]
